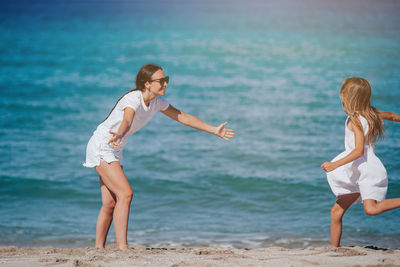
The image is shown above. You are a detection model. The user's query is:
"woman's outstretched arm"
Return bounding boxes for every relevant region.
[161,105,235,141]
[377,110,400,122]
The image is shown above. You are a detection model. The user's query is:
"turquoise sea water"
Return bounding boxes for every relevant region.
[1,0,400,249]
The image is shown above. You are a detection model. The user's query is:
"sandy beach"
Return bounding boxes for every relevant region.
[1,245,399,267]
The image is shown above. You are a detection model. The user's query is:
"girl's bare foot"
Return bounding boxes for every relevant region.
[118,244,129,250]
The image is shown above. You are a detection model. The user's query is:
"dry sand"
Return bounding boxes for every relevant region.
[1,245,399,267]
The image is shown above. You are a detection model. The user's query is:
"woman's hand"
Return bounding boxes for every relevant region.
[214,122,235,141]
[107,108,134,148]
[161,105,236,141]
[321,161,338,172]
[108,131,122,148]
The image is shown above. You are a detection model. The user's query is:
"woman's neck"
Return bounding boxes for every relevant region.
[141,90,156,107]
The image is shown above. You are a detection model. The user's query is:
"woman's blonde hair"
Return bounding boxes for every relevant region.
[340,77,384,142]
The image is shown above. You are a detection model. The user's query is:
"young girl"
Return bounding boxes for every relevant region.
[321,77,400,247]
[83,64,235,250]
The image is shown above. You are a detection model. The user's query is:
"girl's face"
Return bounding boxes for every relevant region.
[341,103,348,114]
[147,69,168,97]
[340,95,347,114]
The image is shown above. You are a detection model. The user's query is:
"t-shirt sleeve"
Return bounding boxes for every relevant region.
[156,97,170,111]
[118,93,141,111]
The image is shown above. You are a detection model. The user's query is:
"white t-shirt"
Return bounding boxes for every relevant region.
[94,90,169,148]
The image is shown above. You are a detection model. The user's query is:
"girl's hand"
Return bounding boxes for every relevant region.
[321,161,338,172]
[377,110,400,122]
[215,122,235,141]
[108,131,122,148]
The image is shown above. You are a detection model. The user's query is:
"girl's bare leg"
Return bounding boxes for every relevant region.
[95,161,133,250]
[330,193,360,247]
[95,177,116,249]
[363,198,400,216]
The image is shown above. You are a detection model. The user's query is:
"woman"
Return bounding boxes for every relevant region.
[83,64,235,250]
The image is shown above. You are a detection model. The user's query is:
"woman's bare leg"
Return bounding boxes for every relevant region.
[363,198,400,216]
[95,161,133,250]
[95,177,116,248]
[330,193,360,247]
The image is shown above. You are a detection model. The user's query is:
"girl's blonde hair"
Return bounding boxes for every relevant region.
[340,77,384,143]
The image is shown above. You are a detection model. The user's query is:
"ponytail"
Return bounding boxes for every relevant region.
[102,89,136,123]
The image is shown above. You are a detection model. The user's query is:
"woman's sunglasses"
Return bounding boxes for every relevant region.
[150,76,169,85]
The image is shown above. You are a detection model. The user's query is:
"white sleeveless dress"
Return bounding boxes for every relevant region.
[327,115,387,203]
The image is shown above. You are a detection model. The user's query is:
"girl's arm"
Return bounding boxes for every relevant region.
[161,105,235,141]
[321,117,364,172]
[108,107,135,147]
[377,110,400,122]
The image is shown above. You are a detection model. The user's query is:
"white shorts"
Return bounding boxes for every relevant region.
[83,134,123,168]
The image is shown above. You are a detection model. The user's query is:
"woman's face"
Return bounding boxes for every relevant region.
[148,69,168,96]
